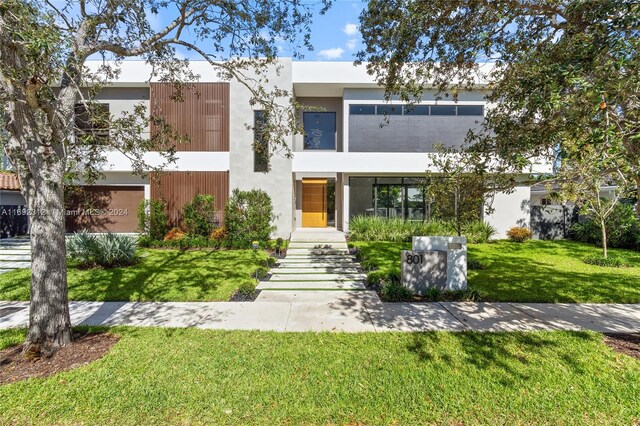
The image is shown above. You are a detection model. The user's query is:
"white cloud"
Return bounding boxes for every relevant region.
[343,22,358,36]
[317,47,345,60]
[346,39,358,50]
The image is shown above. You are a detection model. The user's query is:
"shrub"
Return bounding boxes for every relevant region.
[380,282,414,302]
[164,227,185,241]
[348,216,495,243]
[67,231,138,268]
[237,282,257,296]
[583,254,627,268]
[224,189,275,249]
[570,203,639,250]
[506,226,533,242]
[67,231,98,265]
[462,220,497,243]
[183,194,216,237]
[467,258,486,270]
[209,226,227,241]
[137,199,169,240]
[92,233,138,268]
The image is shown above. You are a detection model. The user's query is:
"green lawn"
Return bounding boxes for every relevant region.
[0,249,268,302]
[0,328,638,425]
[351,240,640,303]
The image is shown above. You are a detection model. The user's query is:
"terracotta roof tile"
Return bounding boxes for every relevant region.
[0,173,21,191]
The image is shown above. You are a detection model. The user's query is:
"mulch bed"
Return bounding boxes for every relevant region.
[0,332,119,385]
[604,333,640,360]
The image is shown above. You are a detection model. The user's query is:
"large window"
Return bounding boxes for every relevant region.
[303,112,336,150]
[350,177,427,221]
[348,104,484,116]
[349,177,482,222]
[253,110,269,172]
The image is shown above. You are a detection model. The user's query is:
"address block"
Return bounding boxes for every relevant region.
[401,250,447,295]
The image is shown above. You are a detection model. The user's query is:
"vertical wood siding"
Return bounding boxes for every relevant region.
[150,83,229,151]
[65,186,144,233]
[150,171,229,226]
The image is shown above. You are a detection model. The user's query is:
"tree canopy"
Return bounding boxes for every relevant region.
[0,0,328,355]
[358,0,640,216]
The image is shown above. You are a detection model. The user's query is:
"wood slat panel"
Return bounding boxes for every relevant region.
[150,83,229,151]
[150,171,229,227]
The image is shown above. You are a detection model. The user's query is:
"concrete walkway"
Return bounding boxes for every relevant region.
[2,300,639,332]
[256,228,379,296]
[0,237,31,274]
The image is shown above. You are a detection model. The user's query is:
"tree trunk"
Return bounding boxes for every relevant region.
[600,218,608,259]
[23,179,72,358]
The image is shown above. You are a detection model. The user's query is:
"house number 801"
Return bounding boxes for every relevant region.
[405,253,424,265]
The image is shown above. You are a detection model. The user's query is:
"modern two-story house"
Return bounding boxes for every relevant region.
[1,60,547,239]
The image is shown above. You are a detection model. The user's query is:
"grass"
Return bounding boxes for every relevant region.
[1,328,639,425]
[351,240,640,303]
[0,249,268,302]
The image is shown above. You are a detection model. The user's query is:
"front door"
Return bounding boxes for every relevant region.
[302,179,327,227]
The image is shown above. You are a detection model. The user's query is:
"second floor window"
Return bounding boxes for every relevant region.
[254,110,269,172]
[75,102,110,144]
[303,112,336,150]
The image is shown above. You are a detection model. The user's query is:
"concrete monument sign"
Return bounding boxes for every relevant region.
[412,236,467,291]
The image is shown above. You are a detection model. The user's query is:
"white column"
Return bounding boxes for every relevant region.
[342,175,350,232]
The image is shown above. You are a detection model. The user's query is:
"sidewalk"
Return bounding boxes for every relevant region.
[2,297,639,332]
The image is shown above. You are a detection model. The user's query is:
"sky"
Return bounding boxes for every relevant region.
[75,0,367,63]
[303,0,366,61]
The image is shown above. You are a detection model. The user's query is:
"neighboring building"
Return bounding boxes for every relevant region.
[2,60,552,239]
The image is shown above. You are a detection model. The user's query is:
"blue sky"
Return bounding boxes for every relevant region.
[304,0,366,61]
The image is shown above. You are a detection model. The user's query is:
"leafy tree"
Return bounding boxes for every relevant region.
[0,0,328,356]
[358,0,640,253]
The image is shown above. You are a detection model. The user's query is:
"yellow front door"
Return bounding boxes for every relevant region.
[302,179,327,227]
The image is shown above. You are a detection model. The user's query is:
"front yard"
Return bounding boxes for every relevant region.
[0,249,268,302]
[352,240,640,303]
[0,327,638,425]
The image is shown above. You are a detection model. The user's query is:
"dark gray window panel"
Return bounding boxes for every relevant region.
[457,105,484,116]
[403,105,429,115]
[430,105,457,115]
[303,112,336,150]
[349,105,375,115]
[376,105,402,115]
[348,115,484,152]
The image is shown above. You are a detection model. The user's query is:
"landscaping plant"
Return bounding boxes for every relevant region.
[506,226,533,243]
[137,199,169,241]
[224,189,275,249]
[183,194,216,237]
[67,231,138,268]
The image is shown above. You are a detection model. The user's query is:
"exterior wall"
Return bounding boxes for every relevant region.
[65,185,144,232]
[484,186,531,239]
[94,87,150,138]
[348,115,483,152]
[228,59,294,238]
[150,171,229,226]
[295,97,343,152]
[150,83,229,151]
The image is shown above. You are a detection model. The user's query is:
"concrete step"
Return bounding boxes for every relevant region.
[269,273,367,282]
[257,281,367,290]
[0,261,31,268]
[278,262,359,268]
[287,242,349,249]
[255,290,381,303]
[0,247,31,252]
[0,255,31,261]
[285,249,352,256]
[273,267,361,274]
